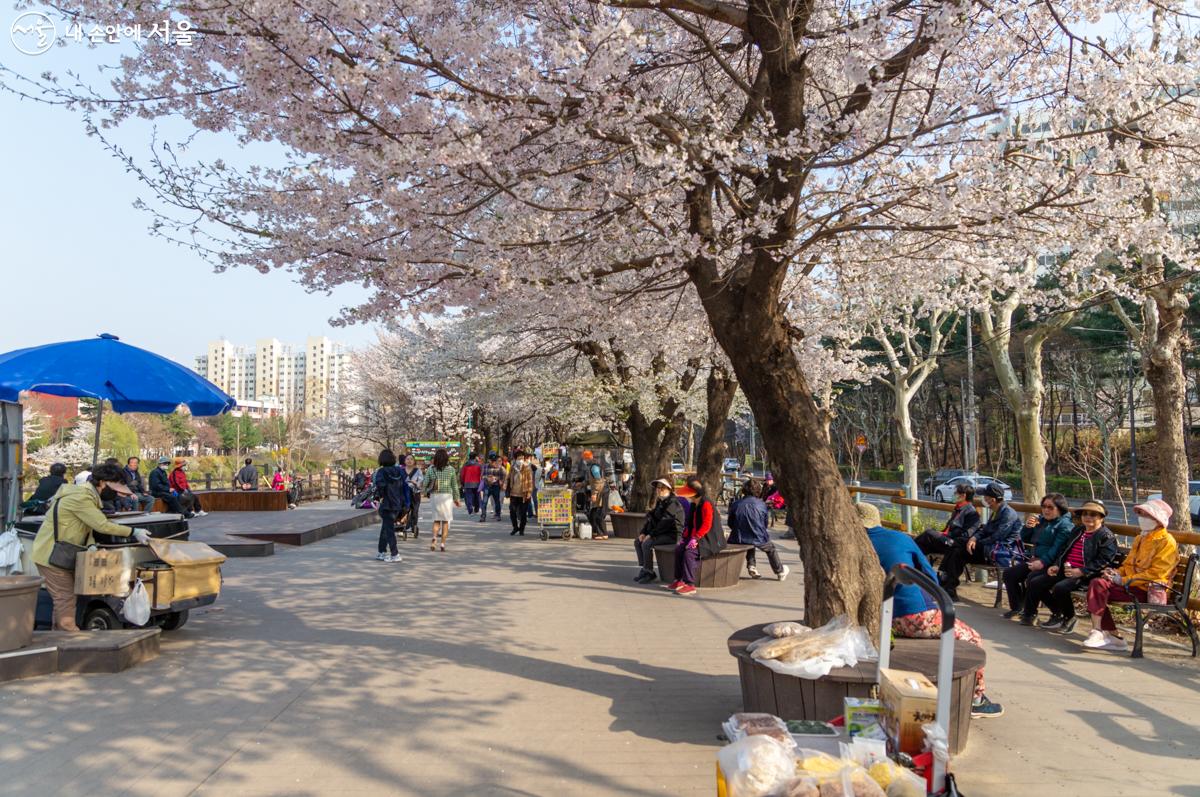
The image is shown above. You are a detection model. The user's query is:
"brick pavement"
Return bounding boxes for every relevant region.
[1,507,1197,796]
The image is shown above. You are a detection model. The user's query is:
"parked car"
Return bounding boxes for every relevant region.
[722,457,741,473]
[923,468,971,496]
[931,474,1013,503]
[1147,481,1200,523]
[670,461,685,474]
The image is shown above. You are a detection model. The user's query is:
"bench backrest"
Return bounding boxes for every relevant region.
[1176,554,1198,611]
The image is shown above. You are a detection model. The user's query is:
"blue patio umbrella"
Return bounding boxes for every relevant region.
[0,333,235,463]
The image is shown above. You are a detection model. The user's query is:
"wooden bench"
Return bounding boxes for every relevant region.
[156,490,288,512]
[653,543,752,589]
[727,623,985,755]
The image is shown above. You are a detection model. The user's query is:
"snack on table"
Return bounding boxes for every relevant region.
[718,735,797,797]
[770,776,819,797]
[795,750,845,779]
[728,713,794,747]
[751,634,814,661]
[763,621,810,638]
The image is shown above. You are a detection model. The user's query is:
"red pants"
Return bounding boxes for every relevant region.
[1087,579,1146,632]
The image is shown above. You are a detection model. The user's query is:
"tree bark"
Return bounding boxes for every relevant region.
[979,275,1074,501]
[1116,269,1194,532]
[696,365,738,495]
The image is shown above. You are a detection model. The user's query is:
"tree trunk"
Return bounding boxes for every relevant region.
[695,294,882,630]
[894,396,920,502]
[627,403,687,512]
[1142,284,1193,532]
[696,365,738,495]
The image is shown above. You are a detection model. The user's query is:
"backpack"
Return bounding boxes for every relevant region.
[374,467,408,511]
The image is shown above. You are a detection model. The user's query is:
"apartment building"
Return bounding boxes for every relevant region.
[195,336,349,417]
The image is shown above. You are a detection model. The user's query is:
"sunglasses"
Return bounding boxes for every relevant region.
[1079,510,1103,518]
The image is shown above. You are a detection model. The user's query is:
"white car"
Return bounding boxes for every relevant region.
[722,457,741,473]
[670,461,685,473]
[931,475,1013,503]
[1147,481,1200,523]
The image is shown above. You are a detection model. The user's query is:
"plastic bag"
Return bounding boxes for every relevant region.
[751,615,878,679]
[815,765,886,797]
[0,529,23,575]
[763,621,810,638]
[726,713,795,749]
[121,579,150,626]
[718,735,796,797]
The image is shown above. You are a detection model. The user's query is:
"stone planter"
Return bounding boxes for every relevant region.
[0,575,43,653]
[608,512,646,539]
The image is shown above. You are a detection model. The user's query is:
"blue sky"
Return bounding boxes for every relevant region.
[0,8,380,364]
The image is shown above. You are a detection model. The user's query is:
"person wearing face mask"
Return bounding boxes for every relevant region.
[31,463,152,631]
[169,458,207,517]
[1084,499,1179,652]
[149,456,189,516]
[634,478,685,583]
[1024,501,1119,634]
[667,477,726,596]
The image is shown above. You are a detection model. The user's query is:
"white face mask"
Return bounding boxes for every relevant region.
[1137,515,1158,533]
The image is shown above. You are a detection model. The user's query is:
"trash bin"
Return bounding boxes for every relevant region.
[0,575,43,653]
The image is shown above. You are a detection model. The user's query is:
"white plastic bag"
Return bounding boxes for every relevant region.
[121,579,150,626]
[718,735,796,797]
[0,529,22,575]
[751,615,878,679]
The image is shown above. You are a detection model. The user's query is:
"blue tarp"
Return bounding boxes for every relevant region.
[0,333,235,416]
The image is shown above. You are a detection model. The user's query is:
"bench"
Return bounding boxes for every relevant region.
[653,543,752,589]
[980,546,1198,659]
[727,623,986,754]
[155,490,288,512]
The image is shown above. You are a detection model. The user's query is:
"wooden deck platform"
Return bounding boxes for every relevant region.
[185,501,377,554]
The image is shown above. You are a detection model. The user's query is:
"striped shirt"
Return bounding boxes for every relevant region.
[1064,532,1092,568]
[424,466,461,500]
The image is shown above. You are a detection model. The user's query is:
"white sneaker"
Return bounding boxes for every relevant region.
[375,552,387,561]
[748,566,762,579]
[1098,633,1128,652]
[385,554,403,563]
[1082,629,1106,648]
[196,511,208,517]
[777,565,790,582]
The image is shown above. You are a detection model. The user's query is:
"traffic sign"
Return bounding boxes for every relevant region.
[855,435,867,454]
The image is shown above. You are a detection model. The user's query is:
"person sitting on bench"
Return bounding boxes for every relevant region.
[1024,501,1119,634]
[634,478,684,584]
[915,482,980,557]
[938,482,1021,601]
[1003,493,1074,620]
[728,479,789,581]
[856,502,1004,718]
[667,478,725,596]
[1083,499,1179,652]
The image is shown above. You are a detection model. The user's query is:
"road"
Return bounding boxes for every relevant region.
[852,479,1139,523]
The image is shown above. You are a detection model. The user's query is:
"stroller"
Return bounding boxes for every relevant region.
[351,486,376,509]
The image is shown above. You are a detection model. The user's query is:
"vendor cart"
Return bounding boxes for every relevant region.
[878,563,961,796]
[535,487,573,541]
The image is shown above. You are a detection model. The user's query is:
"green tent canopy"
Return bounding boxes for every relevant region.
[564,430,627,449]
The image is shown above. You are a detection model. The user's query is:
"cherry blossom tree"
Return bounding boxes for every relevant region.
[13,0,1200,626]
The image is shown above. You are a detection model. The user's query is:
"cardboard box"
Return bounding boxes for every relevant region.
[844,696,886,741]
[74,547,154,596]
[879,668,938,756]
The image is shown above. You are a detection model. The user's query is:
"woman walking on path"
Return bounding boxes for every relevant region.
[424,448,461,552]
[405,455,424,539]
[372,449,408,562]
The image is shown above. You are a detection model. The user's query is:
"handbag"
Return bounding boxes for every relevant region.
[47,500,88,571]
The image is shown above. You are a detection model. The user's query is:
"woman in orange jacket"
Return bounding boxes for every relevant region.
[1084,499,1179,652]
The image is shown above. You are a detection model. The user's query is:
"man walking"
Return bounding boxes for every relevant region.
[478,452,504,522]
[506,451,533,536]
[460,452,482,515]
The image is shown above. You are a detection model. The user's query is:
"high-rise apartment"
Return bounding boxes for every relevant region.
[194,336,349,417]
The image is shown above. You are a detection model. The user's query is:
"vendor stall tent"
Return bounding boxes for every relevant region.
[0,333,236,463]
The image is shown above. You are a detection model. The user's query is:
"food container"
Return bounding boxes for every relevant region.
[147,539,226,601]
[879,668,938,756]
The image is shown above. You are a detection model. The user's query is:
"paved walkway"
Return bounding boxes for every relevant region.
[1,508,1197,796]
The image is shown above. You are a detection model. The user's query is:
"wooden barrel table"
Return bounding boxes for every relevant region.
[608,511,646,539]
[727,621,985,754]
